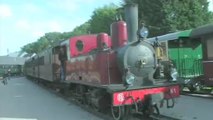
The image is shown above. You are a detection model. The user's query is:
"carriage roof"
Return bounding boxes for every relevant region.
[146,29,192,43]
[190,24,213,38]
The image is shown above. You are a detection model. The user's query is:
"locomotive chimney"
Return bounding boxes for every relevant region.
[124,3,138,43]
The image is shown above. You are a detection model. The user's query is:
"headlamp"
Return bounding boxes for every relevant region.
[125,73,135,85]
[139,26,149,38]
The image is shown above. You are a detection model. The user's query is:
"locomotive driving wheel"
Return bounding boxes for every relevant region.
[76,85,87,104]
[142,104,159,118]
[141,95,160,118]
[111,105,131,120]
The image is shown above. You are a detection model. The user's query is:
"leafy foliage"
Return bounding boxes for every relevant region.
[123,0,213,37]
[72,21,91,36]
[162,0,213,32]
[21,1,213,55]
[21,22,90,54]
[21,4,116,55]
[90,4,118,34]
[21,32,62,54]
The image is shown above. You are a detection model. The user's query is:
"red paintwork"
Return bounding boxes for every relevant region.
[112,85,180,106]
[69,35,97,57]
[66,33,121,85]
[111,21,128,48]
[69,34,112,57]
[203,61,213,86]
[97,33,112,50]
[65,51,122,85]
[96,52,122,84]
[66,22,128,85]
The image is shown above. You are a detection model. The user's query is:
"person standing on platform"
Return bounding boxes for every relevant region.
[2,70,8,85]
[7,69,11,80]
[58,47,67,81]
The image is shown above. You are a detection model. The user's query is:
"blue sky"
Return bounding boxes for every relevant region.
[0,0,213,56]
[0,0,121,55]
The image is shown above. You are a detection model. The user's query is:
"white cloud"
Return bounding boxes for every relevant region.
[16,19,30,30]
[0,0,122,55]
[49,0,78,12]
[24,3,42,13]
[48,21,62,32]
[15,19,63,39]
[32,31,44,38]
[0,4,12,18]
[77,0,95,4]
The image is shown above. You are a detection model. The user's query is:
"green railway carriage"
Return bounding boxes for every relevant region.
[147,30,203,79]
[147,24,213,92]
[168,40,203,78]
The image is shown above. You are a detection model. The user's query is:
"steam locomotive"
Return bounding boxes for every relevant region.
[25,4,180,120]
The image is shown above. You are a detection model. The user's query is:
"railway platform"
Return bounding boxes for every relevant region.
[0,77,102,120]
[1,77,212,120]
[159,95,213,120]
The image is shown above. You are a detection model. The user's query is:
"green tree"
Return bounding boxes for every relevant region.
[62,31,73,40]
[123,0,213,37]
[44,32,63,46]
[72,21,91,35]
[36,36,49,53]
[21,32,62,54]
[21,4,118,55]
[90,4,118,34]
[21,22,91,54]
[62,21,91,40]
[162,0,213,32]
[21,42,37,54]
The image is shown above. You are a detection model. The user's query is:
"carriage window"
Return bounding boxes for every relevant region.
[207,38,213,59]
[39,56,44,65]
[76,40,84,51]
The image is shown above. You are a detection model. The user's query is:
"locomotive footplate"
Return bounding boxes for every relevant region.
[107,83,180,106]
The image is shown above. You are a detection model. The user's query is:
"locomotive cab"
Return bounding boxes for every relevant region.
[52,41,69,81]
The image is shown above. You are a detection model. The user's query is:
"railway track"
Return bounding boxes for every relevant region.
[181,91,213,99]
[150,114,180,120]
[29,78,180,120]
